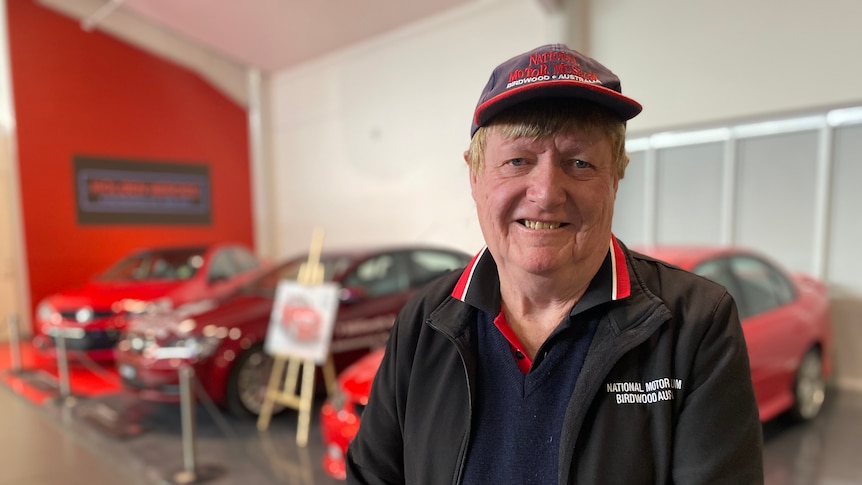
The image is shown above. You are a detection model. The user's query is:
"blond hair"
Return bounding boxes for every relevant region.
[466,99,629,178]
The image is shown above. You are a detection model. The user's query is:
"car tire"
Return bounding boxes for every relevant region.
[226,343,285,418]
[788,348,827,422]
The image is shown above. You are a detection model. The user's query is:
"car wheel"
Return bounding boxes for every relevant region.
[226,344,285,418]
[789,348,827,422]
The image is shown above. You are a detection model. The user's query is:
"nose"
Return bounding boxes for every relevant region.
[526,158,566,208]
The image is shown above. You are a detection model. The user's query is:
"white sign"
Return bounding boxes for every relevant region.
[264,280,340,364]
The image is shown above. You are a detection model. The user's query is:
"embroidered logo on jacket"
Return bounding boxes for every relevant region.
[606,378,683,404]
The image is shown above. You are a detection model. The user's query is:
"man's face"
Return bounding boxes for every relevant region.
[468,127,620,278]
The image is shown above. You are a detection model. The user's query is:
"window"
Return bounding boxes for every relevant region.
[621,106,862,284]
[228,247,260,273]
[728,256,794,318]
[342,254,408,298]
[208,250,236,282]
[408,250,470,287]
[694,257,749,317]
[100,247,206,281]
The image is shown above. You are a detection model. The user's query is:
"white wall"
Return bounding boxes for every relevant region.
[267,0,560,257]
[590,0,862,135]
[267,0,862,257]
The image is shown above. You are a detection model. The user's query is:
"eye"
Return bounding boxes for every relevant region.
[507,158,526,167]
[566,159,591,169]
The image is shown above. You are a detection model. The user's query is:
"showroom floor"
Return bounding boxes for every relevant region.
[1,341,862,485]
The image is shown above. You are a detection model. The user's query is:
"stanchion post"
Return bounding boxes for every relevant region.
[6,314,22,372]
[174,365,198,484]
[54,331,73,405]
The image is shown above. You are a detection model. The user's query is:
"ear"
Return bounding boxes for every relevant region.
[464,150,477,185]
[610,174,621,202]
[463,151,481,202]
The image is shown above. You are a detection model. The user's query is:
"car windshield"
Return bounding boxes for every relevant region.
[242,255,355,297]
[99,247,207,281]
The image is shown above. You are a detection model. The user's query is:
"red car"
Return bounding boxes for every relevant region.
[320,346,385,479]
[319,245,833,479]
[636,245,833,423]
[33,242,265,361]
[114,245,471,417]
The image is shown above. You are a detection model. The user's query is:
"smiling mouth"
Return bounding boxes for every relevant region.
[519,219,566,230]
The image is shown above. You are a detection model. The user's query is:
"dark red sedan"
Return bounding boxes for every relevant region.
[33,242,264,361]
[114,245,471,417]
[319,245,833,479]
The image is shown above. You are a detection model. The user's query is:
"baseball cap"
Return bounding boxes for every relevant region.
[470,44,642,137]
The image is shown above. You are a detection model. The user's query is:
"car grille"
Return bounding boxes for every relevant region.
[50,329,122,350]
[58,310,116,321]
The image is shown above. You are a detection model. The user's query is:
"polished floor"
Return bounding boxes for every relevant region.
[0,387,343,485]
[1,341,861,484]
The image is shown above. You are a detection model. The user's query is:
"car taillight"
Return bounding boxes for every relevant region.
[326,444,343,460]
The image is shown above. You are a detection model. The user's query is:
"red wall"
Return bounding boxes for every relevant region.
[8,1,255,329]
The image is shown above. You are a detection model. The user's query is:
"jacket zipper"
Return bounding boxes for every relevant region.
[427,317,473,485]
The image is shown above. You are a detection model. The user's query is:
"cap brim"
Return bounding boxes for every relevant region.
[473,80,643,134]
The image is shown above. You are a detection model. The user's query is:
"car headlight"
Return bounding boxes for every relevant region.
[124,333,151,352]
[75,306,94,324]
[36,300,57,323]
[146,297,174,314]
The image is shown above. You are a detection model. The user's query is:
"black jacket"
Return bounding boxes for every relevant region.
[346,241,764,484]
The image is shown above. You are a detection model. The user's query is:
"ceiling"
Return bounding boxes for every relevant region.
[61,0,479,72]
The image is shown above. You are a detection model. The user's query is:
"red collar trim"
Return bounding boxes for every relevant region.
[493,310,532,374]
[451,247,485,302]
[611,235,631,300]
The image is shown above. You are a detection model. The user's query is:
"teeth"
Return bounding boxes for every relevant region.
[523,220,561,230]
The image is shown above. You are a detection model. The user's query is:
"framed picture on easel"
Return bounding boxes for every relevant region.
[264,280,340,364]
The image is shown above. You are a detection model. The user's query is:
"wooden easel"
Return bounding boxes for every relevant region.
[256,228,338,447]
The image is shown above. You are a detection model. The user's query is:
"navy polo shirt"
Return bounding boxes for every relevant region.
[451,237,631,484]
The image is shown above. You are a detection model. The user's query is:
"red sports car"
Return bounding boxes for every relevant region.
[319,245,833,479]
[637,245,833,423]
[114,245,471,417]
[33,242,265,361]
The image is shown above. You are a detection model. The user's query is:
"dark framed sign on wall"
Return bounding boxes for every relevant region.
[73,156,212,225]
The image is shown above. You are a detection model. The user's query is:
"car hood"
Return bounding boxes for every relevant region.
[339,347,386,399]
[126,298,221,334]
[126,293,271,339]
[46,279,187,310]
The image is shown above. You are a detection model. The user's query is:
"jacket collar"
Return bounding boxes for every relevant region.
[451,235,632,316]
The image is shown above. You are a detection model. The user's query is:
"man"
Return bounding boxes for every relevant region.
[346,44,763,484]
